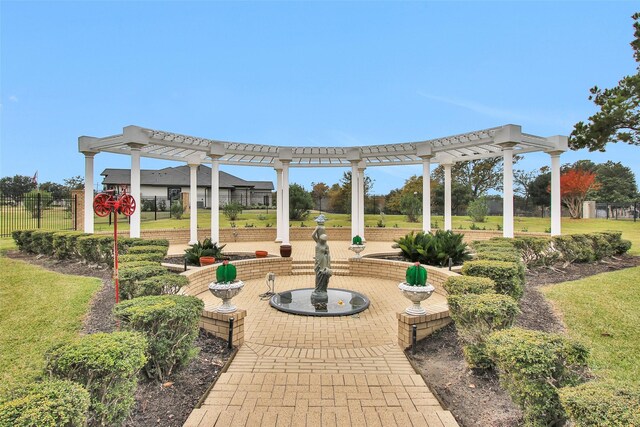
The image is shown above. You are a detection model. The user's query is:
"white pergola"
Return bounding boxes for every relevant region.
[79,124,568,243]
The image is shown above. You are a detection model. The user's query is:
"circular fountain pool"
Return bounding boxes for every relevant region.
[269,288,370,317]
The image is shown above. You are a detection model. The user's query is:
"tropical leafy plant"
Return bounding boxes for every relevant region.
[394,230,471,267]
[184,238,226,265]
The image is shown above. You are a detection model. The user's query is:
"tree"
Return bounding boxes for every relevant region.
[326,183,344,213]
[570,13,640,151]
[432,157,515,198]
[24,190,53,218]
[39,182,69,200]
[591,161,638,202]
[222,201,243,221]
[399,192,421,222]
[63,175,84,190]
[311,182,329,211]
[289,183,313,220]
[514,169,538,210]
[326,172,373,213]
[432,181,473,214]
[0,175,36,202]
[560,169,601,218]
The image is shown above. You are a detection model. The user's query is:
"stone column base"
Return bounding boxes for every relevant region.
[200,307,246,347]
[397,311,451,349]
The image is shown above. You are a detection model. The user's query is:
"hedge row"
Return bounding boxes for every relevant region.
[462,260,524,300]
[559,381,640,426]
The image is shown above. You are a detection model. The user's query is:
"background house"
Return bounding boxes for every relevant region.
[101,165,274,208]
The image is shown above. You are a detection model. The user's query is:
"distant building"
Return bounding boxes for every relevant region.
[101,165,274,208]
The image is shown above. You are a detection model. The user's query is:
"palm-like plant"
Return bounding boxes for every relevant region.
[184,238,226,266]
[394,230,471,267]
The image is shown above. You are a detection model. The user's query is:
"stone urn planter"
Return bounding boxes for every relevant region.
[279,244,292,257]
[398,282,435,316]
[199,256,216,266]
[208,280,245,313]
[255,250,268,258]
[348,244,366,258]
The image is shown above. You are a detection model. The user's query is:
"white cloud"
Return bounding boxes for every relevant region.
[8,95,18,102]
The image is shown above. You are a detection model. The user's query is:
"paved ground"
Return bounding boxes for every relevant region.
[181,241,458,426]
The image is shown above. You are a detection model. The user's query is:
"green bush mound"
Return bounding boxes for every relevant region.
[475,251,522,263]
[122,274,188,299]
[552,232,632,264]
[462,260,524,300]
[448,293,520,369]
[0,379,90,427]
[394,230,471,267]
[77,235,116,264]
[486,328,589,427]
[443,276,496,295]
[117,260,160,269]
[125,245,168,256]
[559,381,640,427]
[128,238,169,248]
[512,236,557,267]
[113,295,204,381]
[118,263,168,299]
[52,231,88,259]
[46,331,147,427]
[30,230,56,255]
[118,252,165,263]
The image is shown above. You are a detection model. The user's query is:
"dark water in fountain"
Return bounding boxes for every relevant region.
[269,288,370,317]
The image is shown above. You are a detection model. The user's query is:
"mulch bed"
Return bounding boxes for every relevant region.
[4,250,233,427]
[407,254,640,427]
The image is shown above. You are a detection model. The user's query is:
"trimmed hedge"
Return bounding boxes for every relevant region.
[119,265,169,300]
[443,275,496,295]
[462,260,524,300]
[77,235,116,264]
[128,238,169,247]
[0,379,90,427]
[448,293,520,369]
[117,260,160,269]
[126,245,168,256]
[486,328,589,427]
[475,251,522,263]
[113,295,204,381]
[134,274,189,297]
[118,252,165,263]
[559,381,640,426]
[30,230,56,255]
[512,236,557,267]
[52,232,88,259]
[552,232,632,264]
[11,230,35,252]
[46,331,147,427]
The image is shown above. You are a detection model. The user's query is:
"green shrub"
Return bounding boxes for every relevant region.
[77,235,114,264]
[462,260,524,300]
[394,230,471,267]
[113,295,204,380]
[0,379,90,427]
[11,230,25,250]
[443,275,496,295]
[117,260,159,269]
[123,274,188,299]
[127,238,170,248]
[184,238,226,266]
[512,236,557,267]
[30,230,56,255]
[559,381,640,426]
[476,251,522,263]
[222,201,243,221]
[12,230,35,253]
[486,328,589,427]
[52,232,87,259]
[467,197,489,222]
[23,190,53,218]
[615,239,632,254]
[119,265,168,299]
[126,245,168,256]
[118,252,165,263]
[46,332,147,427]
[448,293,520,368]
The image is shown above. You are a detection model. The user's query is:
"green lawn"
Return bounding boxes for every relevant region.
[0,257,101,398]
[91,211,640,255]
[542,267,640,385]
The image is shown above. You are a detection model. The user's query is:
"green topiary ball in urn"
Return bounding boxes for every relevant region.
[352,235,363,245]
[216,260,237,283]
[406,262,427,286]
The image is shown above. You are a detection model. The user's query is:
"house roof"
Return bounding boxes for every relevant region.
[101,165,274,190]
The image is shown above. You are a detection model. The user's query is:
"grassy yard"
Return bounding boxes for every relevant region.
[542,267,640,385]
[0,257,101,398]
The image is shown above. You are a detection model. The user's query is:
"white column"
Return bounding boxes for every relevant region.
[282,161,290,245]
[83,152,95,234]
[275,165,283,242]
[421,157,432,233]
[358,163,366,242]
[550,152,562,236]
[210,158,220,244]
[502,144,515,238]
[444,163,452,231]
[188,163,199,244]
[351,162,359,239]
[129,145,142,238]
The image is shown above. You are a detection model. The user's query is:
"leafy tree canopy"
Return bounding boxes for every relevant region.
[591,161,638,202]
[0,175,36,201]
[289,183,313,220]
[571,13,640,151]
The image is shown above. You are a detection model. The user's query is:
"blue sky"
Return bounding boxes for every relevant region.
[1,1,639,194]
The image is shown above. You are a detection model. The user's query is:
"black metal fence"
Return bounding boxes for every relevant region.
[0,193,78,237]
[596,201,639,221]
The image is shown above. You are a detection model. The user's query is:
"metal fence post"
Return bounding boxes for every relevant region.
[37,192,41,229]
[228,318,234,349]
[154,196,157,221]
[74,194,78,230]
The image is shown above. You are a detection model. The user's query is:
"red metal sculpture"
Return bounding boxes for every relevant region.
[93,189,136,303]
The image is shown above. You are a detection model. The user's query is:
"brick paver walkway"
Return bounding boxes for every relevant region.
[182,242,459,426]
